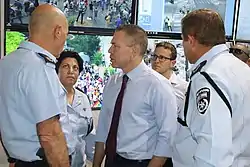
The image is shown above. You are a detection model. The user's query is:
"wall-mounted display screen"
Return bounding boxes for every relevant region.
[137,0,236,37]
[236,0,250,41]
[7,0,135,31]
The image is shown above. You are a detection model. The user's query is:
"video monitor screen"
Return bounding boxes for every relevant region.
[236,0,250,41]
[5,31,28,55]
[66,34,116,108]
[7,0,134,30]
[137,0,236,36]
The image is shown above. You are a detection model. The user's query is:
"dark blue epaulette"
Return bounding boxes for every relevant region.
[37,53,55,65]
[75,87,85,93]
[190,60,207,78]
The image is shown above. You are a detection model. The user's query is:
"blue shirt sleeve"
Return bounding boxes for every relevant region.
[20,64,63,123]
[150,79,178,157]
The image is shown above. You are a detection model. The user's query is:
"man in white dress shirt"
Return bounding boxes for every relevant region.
[93,24,178,167]
[151,41,188,167]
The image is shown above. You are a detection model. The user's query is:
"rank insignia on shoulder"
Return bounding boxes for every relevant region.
[196,87,210,115]
[37,53,55,65]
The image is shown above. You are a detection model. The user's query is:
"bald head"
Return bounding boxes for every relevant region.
[29,4,67,35]
[28,4,68,57]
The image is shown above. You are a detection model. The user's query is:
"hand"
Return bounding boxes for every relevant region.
[9,163,15,167]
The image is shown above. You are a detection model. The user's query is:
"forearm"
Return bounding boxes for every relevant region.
[39,131,69,166]
[147,156,167,167]
[93,142,105,167]
[37,117,70,167]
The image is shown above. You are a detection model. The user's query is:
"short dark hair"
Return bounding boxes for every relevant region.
[181,9,226,46]
[115,24,148,55]
[155,42,177,60]
[56,50,83,73]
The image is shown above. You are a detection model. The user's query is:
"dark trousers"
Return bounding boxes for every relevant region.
[163,158,173,167]
[105,154,150,167]
[14,160,49,167]
[76,11,84,24]
[14,155,72,167]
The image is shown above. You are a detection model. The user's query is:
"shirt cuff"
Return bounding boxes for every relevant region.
[154,143,173,158]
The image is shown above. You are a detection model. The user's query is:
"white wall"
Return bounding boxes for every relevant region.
[0,0,4,59]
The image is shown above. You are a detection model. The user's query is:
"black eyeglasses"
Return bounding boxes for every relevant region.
[229,48,249,57]
[151,54,173,61]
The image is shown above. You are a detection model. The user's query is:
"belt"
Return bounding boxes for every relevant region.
[15,154,72,166]
[15,159,49,167]
[115,153,150,163]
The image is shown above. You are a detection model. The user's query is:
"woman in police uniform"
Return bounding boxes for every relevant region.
[56,51,94,167]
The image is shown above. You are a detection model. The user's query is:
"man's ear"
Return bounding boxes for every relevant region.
[187,35,196,47]
[53,25,62,39]
[132,44,140,58]
[171,60,176,67]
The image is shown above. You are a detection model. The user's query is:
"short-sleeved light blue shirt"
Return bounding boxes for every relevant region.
[0,41,66,161]
[60,88,93,156]
[64,88,93,167]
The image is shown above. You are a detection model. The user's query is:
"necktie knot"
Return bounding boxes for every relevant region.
[123,74,129,84]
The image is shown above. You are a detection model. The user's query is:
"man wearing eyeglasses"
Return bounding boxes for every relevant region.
[230,44,250,66]
[151,42,188,115]
[151,41,188,167]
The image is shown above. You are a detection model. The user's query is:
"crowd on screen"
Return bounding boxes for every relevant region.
[75,61,109,108]
[63,0,132,27]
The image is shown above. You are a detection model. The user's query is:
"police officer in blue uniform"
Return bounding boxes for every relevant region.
[0,4,70,167]
[56,51,94,167]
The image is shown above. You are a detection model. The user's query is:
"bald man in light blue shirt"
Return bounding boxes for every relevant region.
[0,4,70,167]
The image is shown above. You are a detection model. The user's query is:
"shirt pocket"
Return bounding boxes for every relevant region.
[77,111,91,138]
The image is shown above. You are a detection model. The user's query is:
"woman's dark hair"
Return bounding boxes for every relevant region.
[56,50,84,73]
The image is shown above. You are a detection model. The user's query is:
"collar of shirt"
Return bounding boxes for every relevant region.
[169,72,178,85]
[19,41,57,63]
[125,61,148,81]
[68,87,83,108]
[190,44,229,73]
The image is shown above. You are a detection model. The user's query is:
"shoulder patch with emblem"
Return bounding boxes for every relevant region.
[196,87,210,115]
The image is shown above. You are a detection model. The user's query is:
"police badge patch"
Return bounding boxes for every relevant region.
[196,87,210,115]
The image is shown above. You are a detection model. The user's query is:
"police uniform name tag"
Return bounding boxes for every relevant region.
[196,87,210,115]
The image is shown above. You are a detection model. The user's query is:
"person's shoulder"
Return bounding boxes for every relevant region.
[176,75,188,86]
[107,72,123,84]
[2,49,45,71]
[75,87,87,97]
[145,68,170,84]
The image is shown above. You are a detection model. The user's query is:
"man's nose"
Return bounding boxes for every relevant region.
[154,57,160,63]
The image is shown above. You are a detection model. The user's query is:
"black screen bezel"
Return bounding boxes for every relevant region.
[5,0,137,36]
